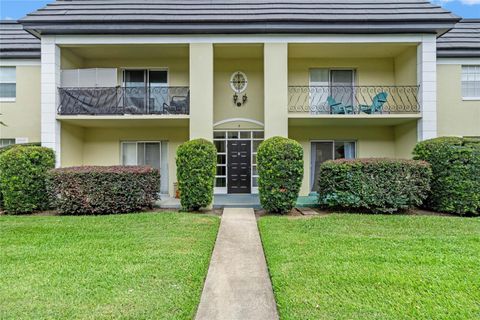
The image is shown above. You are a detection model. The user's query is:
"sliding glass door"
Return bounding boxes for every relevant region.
[123,69,168,113]
[121,141,168,194]
[330,70,354,107]
[148,70,168,113]
[124,70,146,113]
[309,69,329,113]
[309,69,355,113]
[311,141,356,192]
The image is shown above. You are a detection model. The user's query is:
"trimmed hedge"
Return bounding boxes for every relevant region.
[318,158,432,214]
[413,137,480,216]
[176,139,217,211]
[0,146,55,214]
[47,166,160,215]
[258,136,304,214]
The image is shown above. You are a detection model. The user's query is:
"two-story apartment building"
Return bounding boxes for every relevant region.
[0,1,479,198]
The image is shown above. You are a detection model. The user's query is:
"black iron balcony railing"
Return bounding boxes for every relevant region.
[288,85,420,114]
[58,86,190,115]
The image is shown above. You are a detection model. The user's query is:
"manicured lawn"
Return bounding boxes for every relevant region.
[259,214,480,320]
[0,212,219,319]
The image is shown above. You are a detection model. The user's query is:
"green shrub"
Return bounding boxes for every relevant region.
[0,146,55,214]
[176,139,216,211]
[318,158,432,214]
[0,142,41,154]
[47,166,160,215]
[413,137,480,215]
[257,136,303,214]
[0,143,41,209]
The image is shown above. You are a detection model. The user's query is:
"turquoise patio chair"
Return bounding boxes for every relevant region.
[327,96,354,114]
[359,92,388,114]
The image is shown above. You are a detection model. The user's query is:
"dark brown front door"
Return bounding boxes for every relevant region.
[228,140,251,194]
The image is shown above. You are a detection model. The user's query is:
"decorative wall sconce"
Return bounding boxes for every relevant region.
[230,71,248,107]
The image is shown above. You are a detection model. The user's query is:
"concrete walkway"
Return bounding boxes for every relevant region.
[195,208,279,320]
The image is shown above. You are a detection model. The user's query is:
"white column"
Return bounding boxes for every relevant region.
[417,35,437,141]
[189,43,214,141]
[264,43,288,138]
[41,36,61,166]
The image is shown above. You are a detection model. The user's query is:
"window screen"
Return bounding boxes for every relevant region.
[462,65,480,99]
[0,67,16,99]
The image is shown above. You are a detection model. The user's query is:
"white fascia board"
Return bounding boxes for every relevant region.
[437,58,480,65]
[0,59,41,66]
[54,33,425,45]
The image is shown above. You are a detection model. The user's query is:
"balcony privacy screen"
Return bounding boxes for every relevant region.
[58,87,190,115]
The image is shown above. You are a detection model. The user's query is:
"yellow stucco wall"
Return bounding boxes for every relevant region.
[190,43,214,140]
[394,47,417,85]
[289,57,395,86]
[214,58,264,125]
[264,43,288,137]
[437,64,480,137]
[0,65,41,142]
[394,121,417,158]
[290,123,417,196]
[61,48,84,69]
[60,124,188,196]
[61,123,84,167]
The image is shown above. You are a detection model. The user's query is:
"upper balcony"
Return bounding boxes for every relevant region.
[287,43,422,124]
[56,44,190,121]
[58,86,189,116]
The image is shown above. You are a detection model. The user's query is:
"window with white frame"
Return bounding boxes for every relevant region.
[121,141,168,193]
[462,65,480,99]
[0,139,15,147]
[310,141,356,192]
[0,67,16,101]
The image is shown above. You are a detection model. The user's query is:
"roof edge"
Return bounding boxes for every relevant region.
[20,20,460,36]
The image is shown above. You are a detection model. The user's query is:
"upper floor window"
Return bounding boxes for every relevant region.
[0,67,16,102]
[462,65,480,100]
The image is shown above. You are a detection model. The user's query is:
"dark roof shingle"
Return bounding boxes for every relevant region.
[437,19,480,58]
[20,0,460,35]
[0,21,40,59]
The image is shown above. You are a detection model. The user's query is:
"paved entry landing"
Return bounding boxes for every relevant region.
[213,194,261,209]
[195,208,279,320]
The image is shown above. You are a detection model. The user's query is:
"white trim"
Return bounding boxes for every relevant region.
[0,59,40,66]
[462,97,480,101]
[0,98,15,102]
[417,35,437,141]
[40,36,61,166]
[54,33,425,45]
[213,129,263,195]
[437,58,480,65]
[15,137,29,144]
[214,187,228,195]
[213,118,264,128]
[230,71,248,93]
